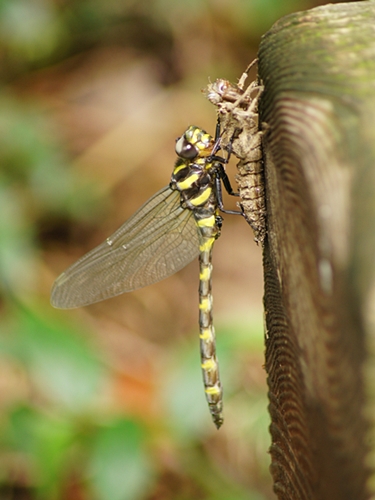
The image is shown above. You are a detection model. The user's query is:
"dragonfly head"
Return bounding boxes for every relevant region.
[175,126,215,160]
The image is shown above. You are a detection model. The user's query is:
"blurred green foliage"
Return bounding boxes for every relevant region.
[87,419,155,500]
[0,0,345,498]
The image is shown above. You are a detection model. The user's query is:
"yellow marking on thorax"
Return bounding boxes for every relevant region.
[173,163,187,175]
[199,237,215,253]
[194,158,206,167]
[201,358,217,371]
[189,187,212,206]
[200,327,213,341]
[197,215,216,228]
[176,173,199,190]
[205,385,221,396]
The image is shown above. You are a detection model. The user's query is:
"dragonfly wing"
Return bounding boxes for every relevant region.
[51,186,200,308]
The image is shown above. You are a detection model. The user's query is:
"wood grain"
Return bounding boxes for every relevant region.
[257,3,375,499]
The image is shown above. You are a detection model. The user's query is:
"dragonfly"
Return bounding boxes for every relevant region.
[51,123,241,428]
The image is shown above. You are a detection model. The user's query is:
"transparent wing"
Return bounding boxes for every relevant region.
[51,186,199,309]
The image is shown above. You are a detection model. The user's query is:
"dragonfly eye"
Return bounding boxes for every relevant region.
[175,136,199,159]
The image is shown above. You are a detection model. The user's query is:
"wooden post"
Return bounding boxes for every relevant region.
[257,2,375,499]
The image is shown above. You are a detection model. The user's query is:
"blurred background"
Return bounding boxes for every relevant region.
[0,0,356,499]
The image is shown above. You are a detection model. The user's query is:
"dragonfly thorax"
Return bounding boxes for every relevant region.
[171,127,221,212]
[170,158,217,211]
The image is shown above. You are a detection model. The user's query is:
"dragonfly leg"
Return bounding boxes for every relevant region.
[215,172,244,216]
[209,119,244,205]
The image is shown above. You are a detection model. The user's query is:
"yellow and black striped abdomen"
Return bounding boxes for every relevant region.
[196,211,223,428]
[171,127,224,428]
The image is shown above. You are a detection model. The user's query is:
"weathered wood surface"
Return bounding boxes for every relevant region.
[256,2,375,499]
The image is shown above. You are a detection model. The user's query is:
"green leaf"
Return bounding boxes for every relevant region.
[88,418,155,500]
[6,405,75,499]
[0,0,67,62]
[4,303,106,413]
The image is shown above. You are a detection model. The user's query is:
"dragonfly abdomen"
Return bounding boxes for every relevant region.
[197,216,223,428]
